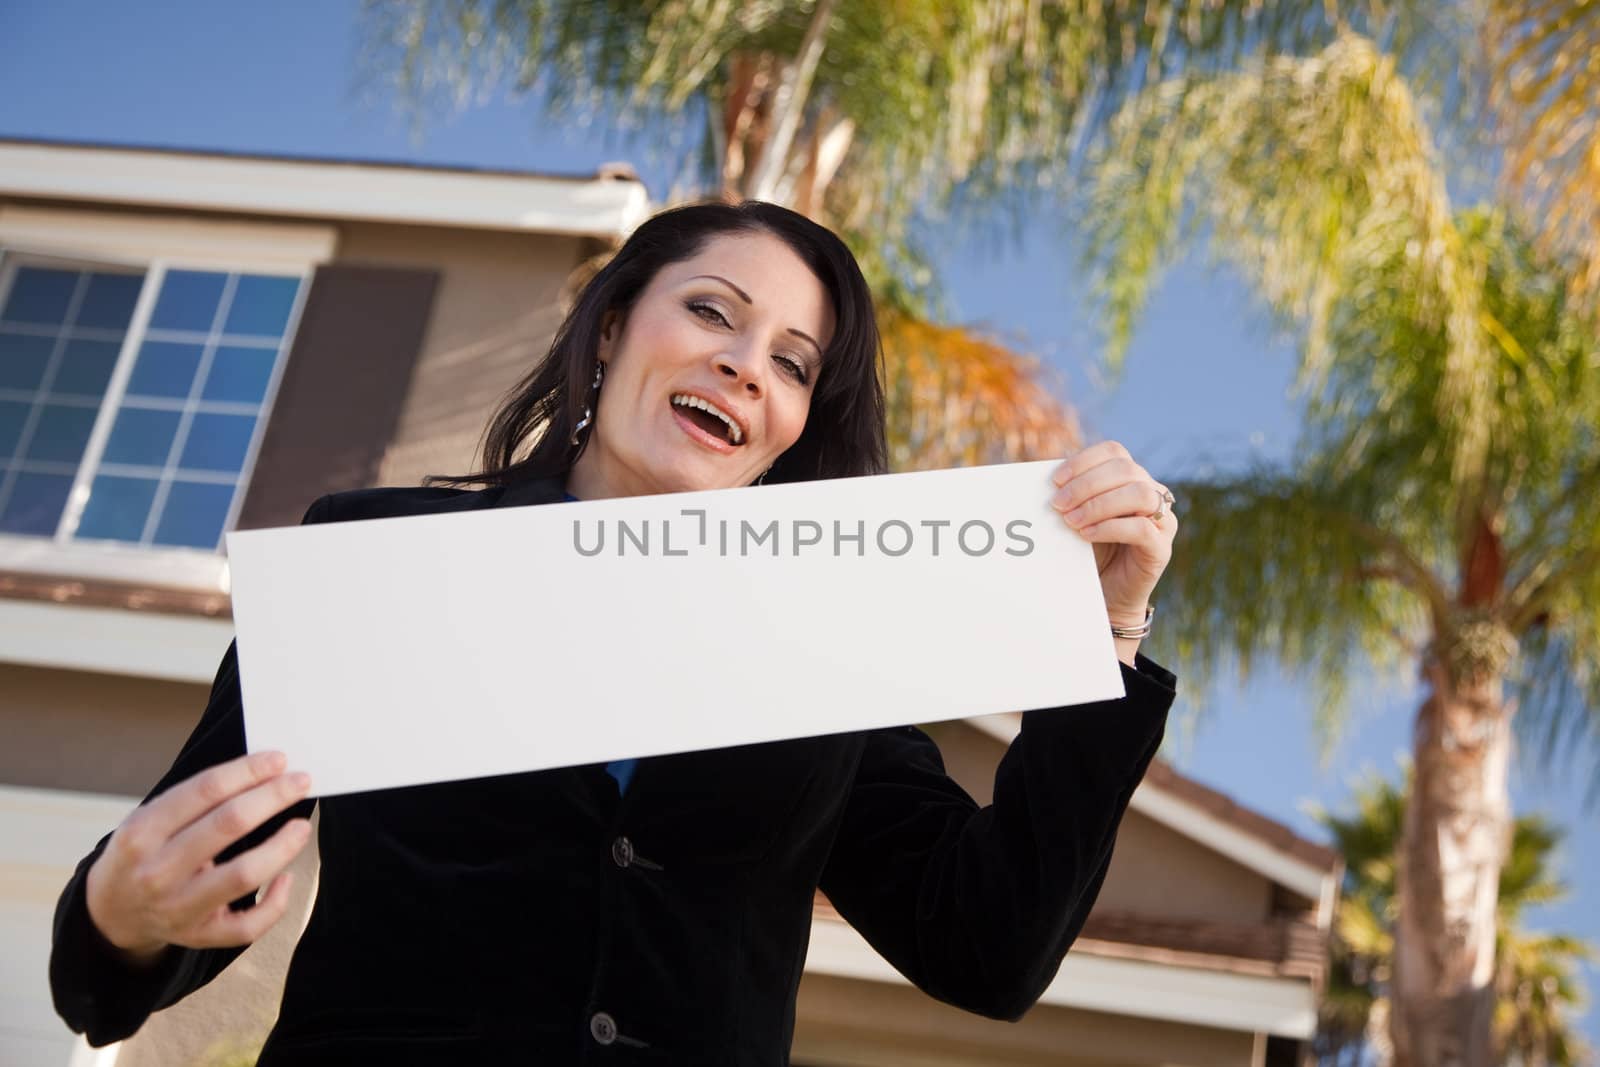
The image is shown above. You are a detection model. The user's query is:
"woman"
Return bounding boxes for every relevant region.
[51,201,1178,1064]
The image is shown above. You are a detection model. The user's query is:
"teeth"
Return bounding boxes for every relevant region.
[672,394,743,444]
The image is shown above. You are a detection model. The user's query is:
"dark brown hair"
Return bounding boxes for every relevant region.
[431,200,887,489]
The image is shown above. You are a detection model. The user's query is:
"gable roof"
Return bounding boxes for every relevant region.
[1139,758,1342,872]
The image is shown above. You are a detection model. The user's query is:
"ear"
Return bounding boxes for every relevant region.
[597,310,622,362]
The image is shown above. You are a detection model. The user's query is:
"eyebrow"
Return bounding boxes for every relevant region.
[689,274,824,360]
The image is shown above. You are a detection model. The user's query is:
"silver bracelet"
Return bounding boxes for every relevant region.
[1110,605,1154,640]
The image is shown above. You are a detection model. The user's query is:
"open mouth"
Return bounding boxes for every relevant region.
[671,393,745,446]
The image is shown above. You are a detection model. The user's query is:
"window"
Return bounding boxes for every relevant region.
[0,257,306,555]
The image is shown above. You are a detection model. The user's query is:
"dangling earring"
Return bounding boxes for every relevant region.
[757,466,772,486]
[569,361,605,446]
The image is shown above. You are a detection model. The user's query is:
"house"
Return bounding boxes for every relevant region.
[0,138,1341,1067]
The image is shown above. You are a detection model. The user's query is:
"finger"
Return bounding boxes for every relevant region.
[159,771,313,881]
[186,871,296,949]
[1051,440,1132,487]
[1074,514,1175,546]
[1055,476,1158,528]
[133,751,290,843]
[165,817,313,930]
[1050,456,1147,514]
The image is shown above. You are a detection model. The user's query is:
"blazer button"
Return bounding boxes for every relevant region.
[611,836,634,868]
[590,1011,618,1045]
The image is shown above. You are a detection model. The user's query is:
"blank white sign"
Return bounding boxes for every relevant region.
[225,460,1125,796]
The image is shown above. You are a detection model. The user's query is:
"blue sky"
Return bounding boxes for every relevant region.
[3,0,1593,1042]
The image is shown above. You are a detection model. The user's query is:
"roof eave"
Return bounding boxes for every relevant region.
[0,139,650,239]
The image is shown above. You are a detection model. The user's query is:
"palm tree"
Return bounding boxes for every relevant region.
[360,0,1451,254]
[1079,33,1600,1065]
[356,0,1455,472]
[1311,768,1593,1067]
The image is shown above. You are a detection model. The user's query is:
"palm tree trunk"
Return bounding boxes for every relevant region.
[747,0,838,202]
[1393,656,1513,1067]
[789,110,854,217]
[719,52,771,199]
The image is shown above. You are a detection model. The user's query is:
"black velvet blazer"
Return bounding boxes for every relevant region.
[50,476,1176,1065]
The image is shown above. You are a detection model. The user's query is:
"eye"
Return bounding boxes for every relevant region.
[687,300,730,328]
[773,352,809,385]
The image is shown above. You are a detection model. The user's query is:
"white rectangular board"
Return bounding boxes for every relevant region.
[225,460,1126,796]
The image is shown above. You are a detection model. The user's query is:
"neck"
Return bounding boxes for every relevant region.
[566,446,654,501]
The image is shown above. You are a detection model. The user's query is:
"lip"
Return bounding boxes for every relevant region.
[671,405,739,454]
[669,390,751,453]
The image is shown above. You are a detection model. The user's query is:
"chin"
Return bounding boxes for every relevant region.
[622,432,764,494]
[643,460,749,495]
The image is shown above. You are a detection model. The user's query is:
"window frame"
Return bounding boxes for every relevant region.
[0,207,334,591]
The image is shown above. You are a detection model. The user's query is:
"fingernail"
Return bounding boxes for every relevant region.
[257,751,287,773]
[1066,508,1086,525]
[288,772,313,792]
[1051,491,1073,511]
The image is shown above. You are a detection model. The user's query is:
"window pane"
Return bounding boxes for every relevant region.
[126,340,204,399]
[179,412,255,473]
[0,400,28,458]
[0,330,54,391]
[76,272,144,331]
[24,403,97,464]
[149,270,227,332]
[0,471,72,535]
[152,480,235,549]
[18,265,301,553]
[52,338,122,397]
[224,275,299,337]
[2,268,77,326]
[201,345,276,404]
[102,407,181,467]
[75,475,159,542]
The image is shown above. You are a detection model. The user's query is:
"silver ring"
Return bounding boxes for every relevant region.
[1149,486,1175,524]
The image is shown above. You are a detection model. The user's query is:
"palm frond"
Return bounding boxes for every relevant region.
[1486,0,1600,309]
[1081,32,1498,486]
[1156,461,1437,746]
[359,1,1471,284]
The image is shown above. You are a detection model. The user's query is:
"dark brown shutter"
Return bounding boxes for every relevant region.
[235,264,439,529]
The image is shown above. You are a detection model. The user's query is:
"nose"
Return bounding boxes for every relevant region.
[714,340,765,397]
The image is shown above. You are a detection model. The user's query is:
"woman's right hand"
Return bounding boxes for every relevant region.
[84,750,315,963]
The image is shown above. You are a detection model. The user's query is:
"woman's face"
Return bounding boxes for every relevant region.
[569,230,834,498]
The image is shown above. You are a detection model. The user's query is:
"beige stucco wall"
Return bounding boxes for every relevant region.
[930,722,1274,925]
[1097,811,1275,924]
[0,660,213,797]
[334,221,589,488]
[794,971,1259,1067]
[919,721,1004,807]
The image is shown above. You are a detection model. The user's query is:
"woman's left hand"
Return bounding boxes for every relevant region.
[1050,441,1177,626]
